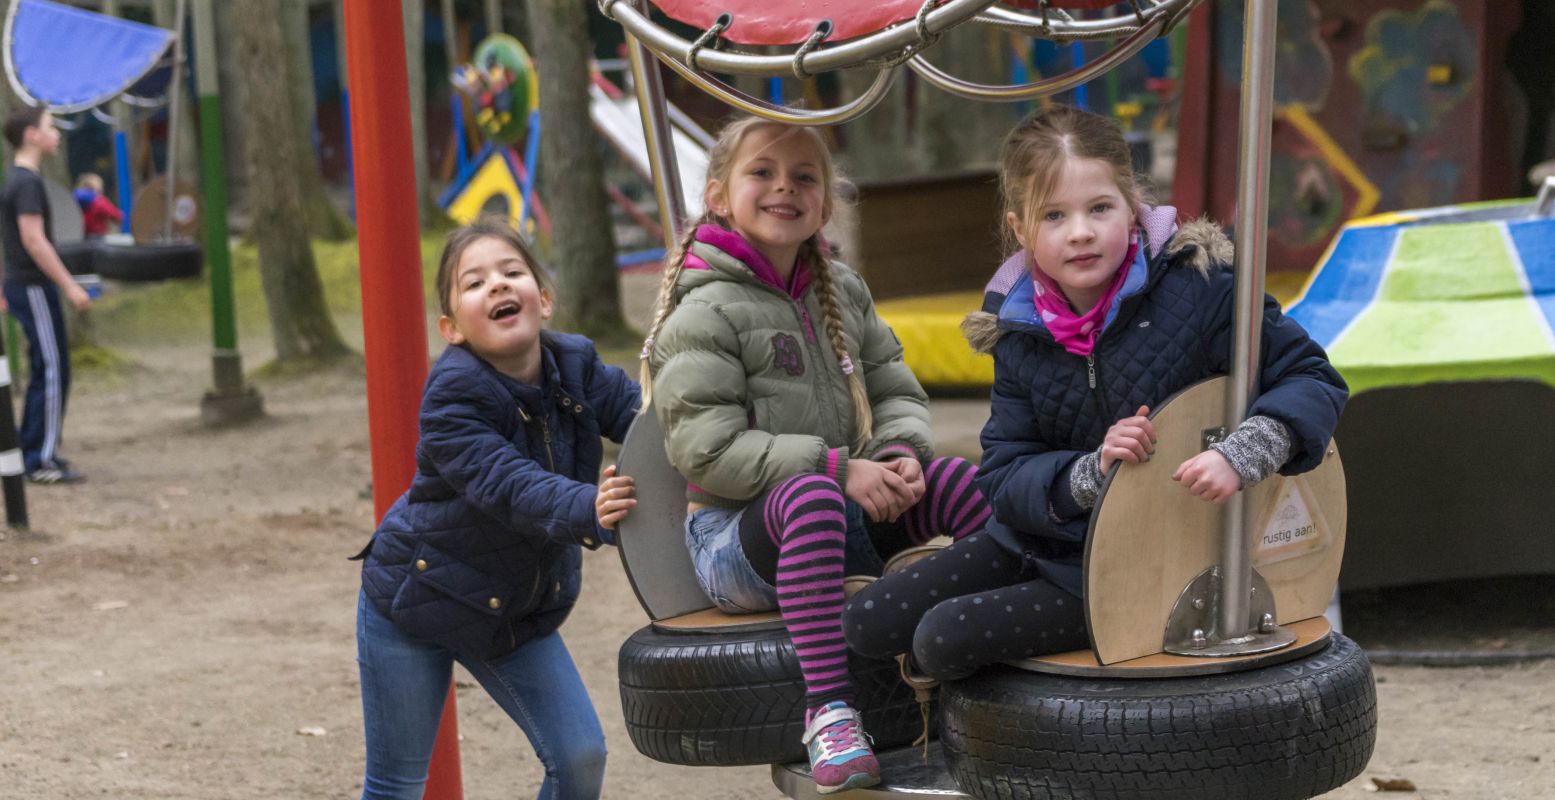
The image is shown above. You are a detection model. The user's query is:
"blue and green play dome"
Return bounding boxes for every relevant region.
[1287,199,1555,395]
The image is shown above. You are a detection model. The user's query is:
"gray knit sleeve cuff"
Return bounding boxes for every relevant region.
[1068,449,1104,511]
[1209,415,1293,490]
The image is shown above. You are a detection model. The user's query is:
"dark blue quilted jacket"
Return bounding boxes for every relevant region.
[358,332,640,659]
[961,219,1347,597]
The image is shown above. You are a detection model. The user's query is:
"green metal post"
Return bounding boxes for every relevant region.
[191,0,262,424]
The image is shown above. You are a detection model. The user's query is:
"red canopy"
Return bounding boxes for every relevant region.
[651,0,1127,46]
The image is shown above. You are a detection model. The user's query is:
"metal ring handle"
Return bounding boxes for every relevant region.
[907,12,1166,102]
[599,0,993,77]
[686,12,732,73]
[655,48,899,126]
[791,20,833,80]
[976,0,1199,40]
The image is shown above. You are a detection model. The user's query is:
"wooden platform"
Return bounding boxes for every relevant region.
[1013,617,1334,678]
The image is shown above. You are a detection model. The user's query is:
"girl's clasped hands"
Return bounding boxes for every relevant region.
[844,457,926,523]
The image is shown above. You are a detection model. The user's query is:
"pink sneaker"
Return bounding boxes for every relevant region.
[802,702,881,794]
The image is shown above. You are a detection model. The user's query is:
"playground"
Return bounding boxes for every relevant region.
[0,309,1550,797]
[2,0,1555,798]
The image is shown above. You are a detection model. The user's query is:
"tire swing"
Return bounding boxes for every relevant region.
[94,176,204,282]
[939,377,1376,800]
[599,0,1377,795]
[614,410,927,767]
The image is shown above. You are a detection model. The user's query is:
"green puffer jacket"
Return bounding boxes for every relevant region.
[650,233,933,507]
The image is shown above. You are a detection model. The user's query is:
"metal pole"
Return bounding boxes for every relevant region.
[105,0,134,233]
[625,0,687,247]
[1217,0,1277,640]
[341,1,462,797]
[191,0,262,425]
[163,0,187,243]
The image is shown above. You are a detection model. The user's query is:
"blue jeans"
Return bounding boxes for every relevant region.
[685,501,886,613]
[355,590,607,800]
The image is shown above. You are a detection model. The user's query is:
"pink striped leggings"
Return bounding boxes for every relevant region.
[735,457,989,712]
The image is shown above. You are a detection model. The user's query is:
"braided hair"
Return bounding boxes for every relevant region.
[637,117,873,450]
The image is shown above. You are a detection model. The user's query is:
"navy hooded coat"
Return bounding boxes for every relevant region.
[960,217,1347,597]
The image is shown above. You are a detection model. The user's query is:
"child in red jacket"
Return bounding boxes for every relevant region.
[73,173,122,238]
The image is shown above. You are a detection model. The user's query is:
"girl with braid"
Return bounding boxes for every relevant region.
[640,117,991,794]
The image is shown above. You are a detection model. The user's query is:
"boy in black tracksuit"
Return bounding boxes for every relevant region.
[0,106,93,483]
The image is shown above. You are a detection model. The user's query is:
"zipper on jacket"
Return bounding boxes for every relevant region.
[505,567,544,651]
[794,299,818,344]
[540,411,556,470]
[1085,352,1109,423]
[517,406,557,470]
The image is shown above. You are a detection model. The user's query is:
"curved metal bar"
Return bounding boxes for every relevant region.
[977,0,1200,39]
[653,50,899,126]
[599,0,992,77]
[908,13,1165,102]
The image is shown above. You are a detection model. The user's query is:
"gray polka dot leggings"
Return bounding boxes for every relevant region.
[842,532,1089,681]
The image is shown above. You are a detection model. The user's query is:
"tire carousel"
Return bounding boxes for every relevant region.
[602,1,1377,797]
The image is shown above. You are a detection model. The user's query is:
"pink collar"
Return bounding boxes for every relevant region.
[683,224,813,300]
[1031,231,1141,356]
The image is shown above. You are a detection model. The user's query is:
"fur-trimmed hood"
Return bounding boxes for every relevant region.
[961,207,1233,354]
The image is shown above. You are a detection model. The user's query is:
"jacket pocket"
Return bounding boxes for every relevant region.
[389,541,525,655]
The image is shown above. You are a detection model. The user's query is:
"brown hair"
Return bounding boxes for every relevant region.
[434,214,555,318]
[998,105,1145,253]
[638,117,873,451]
[75,173,105,193]
[3,106,46,149]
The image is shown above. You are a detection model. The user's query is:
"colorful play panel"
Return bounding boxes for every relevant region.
[1287,200,1555,394]
[878,196,1555,395]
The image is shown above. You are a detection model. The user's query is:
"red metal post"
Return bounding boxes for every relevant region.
[341,2,463,798]
[1170,1,1214,221]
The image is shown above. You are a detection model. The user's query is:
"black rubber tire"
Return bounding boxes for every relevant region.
[94,242,203,282]
[941,634,1377,800]
[56,240,101,276]
[618,623,933,766]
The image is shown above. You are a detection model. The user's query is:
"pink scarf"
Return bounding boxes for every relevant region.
[1032,231,1140,356]
[682,224,813,299]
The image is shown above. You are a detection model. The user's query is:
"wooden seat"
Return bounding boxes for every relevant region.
[616,409,889,634]
[614,408,718,621]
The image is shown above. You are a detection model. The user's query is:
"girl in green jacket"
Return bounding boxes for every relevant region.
[638,117,991,794]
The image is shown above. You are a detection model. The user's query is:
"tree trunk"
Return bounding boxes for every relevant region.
[281,0,354,239]
[230,1,351,365]
[913,25,1009,172]
[836,72,919,182]
[402,0,440,227]
[526,0,624,337]
[486,0,502,34]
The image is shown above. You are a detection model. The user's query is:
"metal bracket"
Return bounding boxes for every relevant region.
[1201,425,1227,450]
[1535,176,1555,218]
[1163,566,1296,657]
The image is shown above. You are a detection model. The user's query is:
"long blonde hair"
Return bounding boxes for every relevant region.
[998,105,1145,254]
[638,117,873,452]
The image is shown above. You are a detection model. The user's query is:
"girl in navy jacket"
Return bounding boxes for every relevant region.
[354,216,640,799]
[844,106,1346,681]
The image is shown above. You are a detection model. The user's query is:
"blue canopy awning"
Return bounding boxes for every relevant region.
[4,0,174,113]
